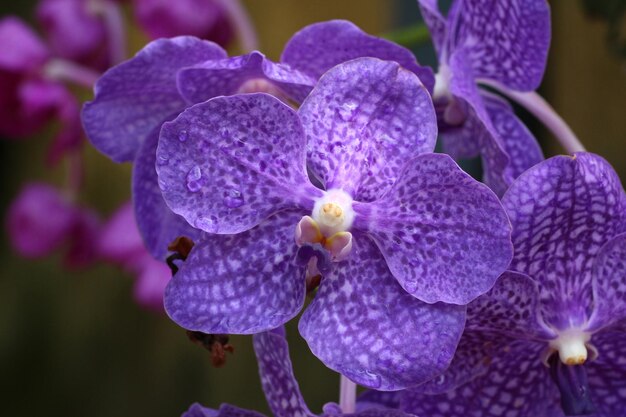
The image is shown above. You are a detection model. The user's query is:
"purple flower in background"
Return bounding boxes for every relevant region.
[99,202,171,311]
[417,0,550,195]
[400,153,626,416]
[183,328,419,417]
[6,182,100,267]
[131,0,234,47]
[156,58,513,389]
[0,17,86,163]
[82,21,435,260]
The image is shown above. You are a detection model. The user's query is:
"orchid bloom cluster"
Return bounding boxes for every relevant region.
[3,0,626,416]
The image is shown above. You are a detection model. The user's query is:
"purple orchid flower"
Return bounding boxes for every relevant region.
[6,182,100,267]
[398,152,626,416]
[98,202,171,311]
[155,57,513,390]
[417,0,550,195]
[182,328,419,417]
[82,20,435,260]
[131,0,234,47]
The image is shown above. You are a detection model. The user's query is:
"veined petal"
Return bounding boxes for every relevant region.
[164,211,306,334]
[299,234,465,390]
[177,51,315,105]
[82,36,226,162]
[401,340,561,417]
[466,271,554,339]
[585,326,626,416]
[157,93,322,235]
[416,0,447,59]
[281,19,434,93]
[483,92,544,180]
[588,233,626,332]
[299,58,437,203]
[132,128,202,260]
[182,403,266,417]
[448,49,511,196]
[449,0,551,91]
[253,330,315,417]
[355,153,512,305]
[503,153,626,331]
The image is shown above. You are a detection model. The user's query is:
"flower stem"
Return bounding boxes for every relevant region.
[214,0,259,52]
[480,80,586,154]
[339,375,356,414]
[88,0,126,65]
[381,24,430,48]
[44,59,101,88]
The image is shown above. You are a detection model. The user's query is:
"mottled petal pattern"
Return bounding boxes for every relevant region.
[299,58,437,202]
[483,92,544,180]
[356,153,512,305]
[451,0,551,91]
[253,330,315,417]
[299,234,465,390]
[588,233,626,331]
[467,271,554,339]
[401,340,561,417]
[157,94,321,235]
[177,51,315,105]
[132,128,202,260]
[164,211,306,334]
[281,20,434,93]
[586,327,626,416]
[502,153,626,330]
[82,36,226,162]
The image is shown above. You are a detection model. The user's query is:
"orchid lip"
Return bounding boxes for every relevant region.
[548,353,597,416]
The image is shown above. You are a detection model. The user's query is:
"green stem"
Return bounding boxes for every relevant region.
[381,24,431,48]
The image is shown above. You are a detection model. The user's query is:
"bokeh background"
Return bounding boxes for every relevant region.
[1,1,624,416]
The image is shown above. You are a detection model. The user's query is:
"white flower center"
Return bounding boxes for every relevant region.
[548,329,591,365]
[433,64,452,101]
[312,189,355,237]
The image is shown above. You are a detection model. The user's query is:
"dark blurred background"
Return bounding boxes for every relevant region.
[0,1,624,416]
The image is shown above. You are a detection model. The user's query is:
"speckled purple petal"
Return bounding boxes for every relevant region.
[451,0,551,91]
[183,403,266,417]
[467,271,554,339]
[132,128,202,260]
[253,330,315,417]
[588,233,626,332]
[448,49,511,196]
[177,51,315,105]
[416,0,447,58]
[503,153,626,331]
[586,327,626,416]
[281,20,435,93]
[82,36,226,162]
[299,58,437,202]
[401,340,560,417]
[157,93,322,235]
[164,211,306,334]
[299,234,465,390]
[483,92,544,180]
[355,153,512,305]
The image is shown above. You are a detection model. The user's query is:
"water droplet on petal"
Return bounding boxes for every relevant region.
[186,166,203,192]
[195,215,218,232]
[223,188,244,208]
[157,154,169,166]
[178,130,189,142]
[338,101,358,121]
